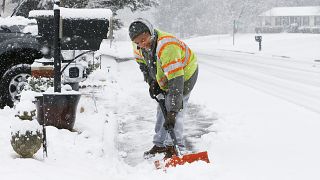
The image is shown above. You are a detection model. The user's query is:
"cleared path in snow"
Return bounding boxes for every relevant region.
[110,60,216,166]
[198,51,320,114]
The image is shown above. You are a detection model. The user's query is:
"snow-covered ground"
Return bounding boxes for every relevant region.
[1,33,320,180]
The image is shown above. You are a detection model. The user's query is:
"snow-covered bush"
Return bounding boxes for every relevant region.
[286,23,299,33]
[298,26,320,34]
[255,26,283,33]
[10,91,42,158]
[88,59,101,73]
[26,77,53,92]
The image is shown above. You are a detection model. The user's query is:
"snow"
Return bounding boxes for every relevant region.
[99,39,134,60]
[259,6,320,17]
[11,118,41,135]
[0,16,38,35]
[0,16,37,26]
[29,8,113,20]
[44,85,80,94]
[1,32,320,180]
[32,58,54,68]
[185,33,320,62]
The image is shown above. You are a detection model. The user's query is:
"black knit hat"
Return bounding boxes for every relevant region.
[129,21,150,40]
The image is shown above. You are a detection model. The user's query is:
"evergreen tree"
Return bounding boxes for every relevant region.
[61,0,88,8]
[14,0,91,17]
[15,0,41,17]
[87,0,158,30]
[87,0,157,12]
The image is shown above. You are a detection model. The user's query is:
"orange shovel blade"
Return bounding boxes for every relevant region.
[155,151,210,169]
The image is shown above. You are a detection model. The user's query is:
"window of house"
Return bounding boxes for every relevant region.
[290,17,295,24]
[275,17,281,26]
[282,17,289,26]
[265,18,271,26]
[302,17,309,26]
[296,17,301,26]
[290,16,301,26]
[315,16,320,26]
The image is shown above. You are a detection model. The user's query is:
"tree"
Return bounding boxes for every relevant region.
[87,0,156,12]
[154,0,199,37]
[87,0,158,29]
[15,0,41,17]
[61,0,88,8]
[14,0,90,17]
[153,0,320,37]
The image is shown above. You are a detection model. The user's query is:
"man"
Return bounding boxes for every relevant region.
[129,18,198,158]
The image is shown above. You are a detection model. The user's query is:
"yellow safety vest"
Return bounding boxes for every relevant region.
[133,29,198,91]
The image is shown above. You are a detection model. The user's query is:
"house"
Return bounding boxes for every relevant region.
[256,6,320,33]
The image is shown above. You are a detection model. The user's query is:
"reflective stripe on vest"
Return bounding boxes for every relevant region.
[156,37,191,74]
[134,50,143,59]
[135,58,145,64]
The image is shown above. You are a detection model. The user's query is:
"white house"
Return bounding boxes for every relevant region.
[259,6,320,27]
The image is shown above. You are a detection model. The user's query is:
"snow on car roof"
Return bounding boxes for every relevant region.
[29,8,113,20]
[0,16,37,26]
[259,6,320,17]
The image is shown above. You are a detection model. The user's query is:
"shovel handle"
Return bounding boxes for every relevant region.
[168,129,182,156]
[154,96,182,157]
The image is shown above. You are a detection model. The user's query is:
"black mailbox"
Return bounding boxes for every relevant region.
[254,35,262,51]
[29,8,112,50]
[255,35,262,42]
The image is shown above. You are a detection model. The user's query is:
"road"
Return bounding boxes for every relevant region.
[197,50,320,114]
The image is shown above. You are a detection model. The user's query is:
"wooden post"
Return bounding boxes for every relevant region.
[53,0,61,92]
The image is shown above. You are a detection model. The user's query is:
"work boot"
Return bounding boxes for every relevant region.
[164,146,177,159]
[143,145,167,159]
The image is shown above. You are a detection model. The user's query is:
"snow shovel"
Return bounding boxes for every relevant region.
[153,96,210,169]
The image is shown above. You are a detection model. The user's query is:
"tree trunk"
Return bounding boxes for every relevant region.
[1,0,5,16]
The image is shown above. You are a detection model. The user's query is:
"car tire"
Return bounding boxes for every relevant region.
[0,64,31,108]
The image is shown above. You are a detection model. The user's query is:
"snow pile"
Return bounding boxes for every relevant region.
[11,90,41,136]
[10,118,41,135]
[89,69,107,82]
[15,90,39,118]
[44,84,79,94]
[98,39,134,60]
[15,100,36,117]
[22,24,38,35]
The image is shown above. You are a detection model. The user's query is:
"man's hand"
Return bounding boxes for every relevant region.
[149,80,162,98]
[164,111,177,130]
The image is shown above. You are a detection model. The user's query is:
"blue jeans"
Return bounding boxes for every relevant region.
[153,94,190,148]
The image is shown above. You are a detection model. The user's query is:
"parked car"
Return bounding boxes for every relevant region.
[0,7,111,108]
[0,17,43,107]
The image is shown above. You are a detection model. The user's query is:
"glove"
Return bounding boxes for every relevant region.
[149,80,162,99]
[164,111,177,130]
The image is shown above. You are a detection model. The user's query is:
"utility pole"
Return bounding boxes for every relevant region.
[233,20,236,46]
[1,0,5,16]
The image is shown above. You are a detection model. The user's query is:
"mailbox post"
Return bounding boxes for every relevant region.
[53,0,61,92]
[255,35,262,51]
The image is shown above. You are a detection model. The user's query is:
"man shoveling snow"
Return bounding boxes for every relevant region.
[128,18,199,159]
